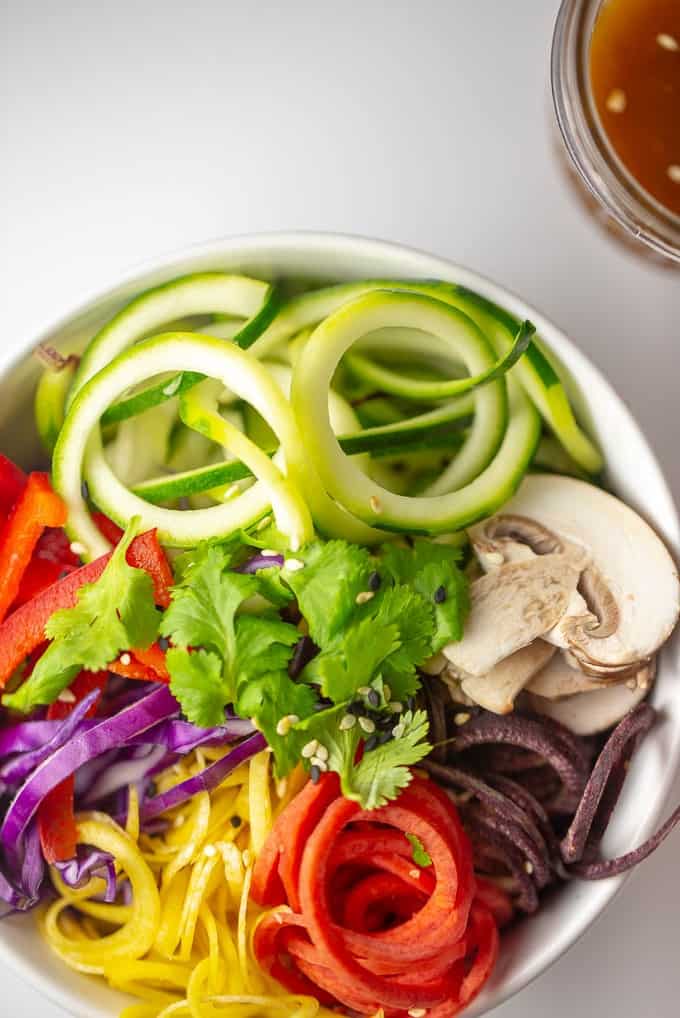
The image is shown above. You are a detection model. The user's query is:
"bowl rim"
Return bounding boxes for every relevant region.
[0,230,678,1018]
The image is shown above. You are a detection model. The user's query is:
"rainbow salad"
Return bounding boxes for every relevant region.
[0,272,678,1018]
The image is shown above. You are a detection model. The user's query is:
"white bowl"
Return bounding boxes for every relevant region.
[0,233,678,1018]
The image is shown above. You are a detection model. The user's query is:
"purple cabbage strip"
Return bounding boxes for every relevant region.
[55,848,117,904]
[132,717,255,753]
[236,552,284,574]
[19,822,45,903]
[140,731,266,822]
[0,690,101,787]
[81,745,168,805]
[0,686,179,870]
[0,720,74,757]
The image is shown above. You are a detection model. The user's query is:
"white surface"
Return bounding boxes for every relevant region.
[0,1,678,1016]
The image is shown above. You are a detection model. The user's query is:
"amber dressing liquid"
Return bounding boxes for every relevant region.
[590,0,680,216]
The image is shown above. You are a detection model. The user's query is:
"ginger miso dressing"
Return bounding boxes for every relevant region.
[590,0,680,216]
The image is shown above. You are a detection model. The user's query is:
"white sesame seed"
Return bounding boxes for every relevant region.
[392,722,406,739]
[276,717,291,736]
[284,558,304,572]
[409,869,421,879]
[389,701,404,714]
[358,717,376,734]
[256,516,272,531]
[69,541,88,557]
[276,778,288,798]
[605,88,627,113]
[310,756,328,772]
[57,689,76,704]
[383,684,392,702]
[204,844,217,858]
[288,714,300,725]
[369,495,382,514]
[242,850,252,867]
[357,686,371,696]
[162,376,183,397]
[315,744,329,762]
[454,712,472,726]
[667,164,680,183]
[409,1009,427,1017]
[223,484,240,500]
[301,739,319,759]
[657,32,679,51]
[120,653,132,666]
[524,861,534,875]
[262,549,279,558]
[339,714,357,731]
[355,590,375,605]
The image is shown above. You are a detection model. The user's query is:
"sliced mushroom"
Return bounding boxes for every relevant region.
[420,652,448,676]
[525,661,655,735]
[442,554,580,677]
[468,474,680,673]
[456,640,556,714]
[526,647,603,699]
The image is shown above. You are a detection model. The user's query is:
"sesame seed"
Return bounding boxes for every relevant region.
[284,558,305,572]
[357,686,371,696]
[389,701,404,714]
[230,815,242,828]
[392,722,406,739]
[120,653,132,666]
[364,734,379,752]
[288,714,300,725]
[378,730,392,745]
[69,541,87,557]
[409,869,421,879]
[657,32,679,51]
[262,548,279,558]
[158,636,171,651]
[605,88,626,114]
[524,861,534,875]
[409,1009,427,1017]
[276,717,291,736]
[204,844,217,858]
[369,495,382,514]
[81,481,90,501]
[367,689,380,707]
[358,716,376,734]
[242,850,252,867]
[276,778,288,798]
[57,689,76,704]
[406,696,415,712]
[434,585,447,604]
[310,764,321,784]
[339,714,357,731]
[383,684,392,702]
[347,700,366,716]
[454,712,471,726]
[301,739,319,759]
[162,375,183,397]
[667,164,680,183]
[315,744,329,762]
[223,484,240,500]
[256,516,272,531]
[173,814,185,829]
[368,570,381,592]
[355,590,375,605]
[310,756,328,772]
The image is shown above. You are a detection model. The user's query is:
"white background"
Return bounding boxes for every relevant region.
[1,1,679,1015]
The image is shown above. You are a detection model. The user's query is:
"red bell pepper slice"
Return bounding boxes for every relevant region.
[132,644,170,681]
[91,511,124,546]
[108,645,169,684]
[38,670,108,862]
[13,529,80,608]
[0,473,67,623]
[0,454,27,519]
[0,530,173,689]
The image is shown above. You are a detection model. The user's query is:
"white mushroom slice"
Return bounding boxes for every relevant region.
[468,474,680,672]
[526,662,655,735]
[442,554,580,677]
[562,649,649,683]
[459,640,556,714]
[420,651,447,676]
[527,648,604,699]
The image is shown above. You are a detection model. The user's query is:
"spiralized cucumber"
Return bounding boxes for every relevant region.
[34,354,79,453]
[291,290,541,533]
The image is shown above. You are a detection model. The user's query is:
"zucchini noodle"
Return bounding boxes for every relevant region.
[41,749,333,1017]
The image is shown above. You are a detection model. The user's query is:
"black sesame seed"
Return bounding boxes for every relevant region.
[364,734,379,752]
[310,764,321,784]
[368,571,381,592]
[376,713,394,730]
[347,700,367,717]
[407,696,416,712]
[81,481,90,501]
[434,585,447,604]
[367,689,380,708]
[230,815,242,828]
[58,569,70,579]
[378,730,392,745]
[146,781,157,797]
[158,636,171,652]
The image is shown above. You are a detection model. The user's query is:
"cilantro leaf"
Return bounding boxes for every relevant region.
[3,520,159,713]
[303,617,400,702]
[234,614,300,684]
[166,647,226,727]
[236,671,316,776]
[380,538,470,651]
[368,585,434,698]
[284,541,372,646]
[406,833,433,867]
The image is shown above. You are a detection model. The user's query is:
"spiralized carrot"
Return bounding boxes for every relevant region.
[41,748,330,1017]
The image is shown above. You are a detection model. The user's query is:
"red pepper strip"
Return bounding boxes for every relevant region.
[91,511,124,545]
[341,871,427,934]
[107,656,166,682]
[38,670,108,862]
[0,473,67,623]
[0,530,173,689]
[253,911,336,1004]
[474,877,514,929]
[13,529,81,608]
[0,453,27,518]
[420,904,499,1018]
[132,644,170,681]
[284,932,379,1015]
